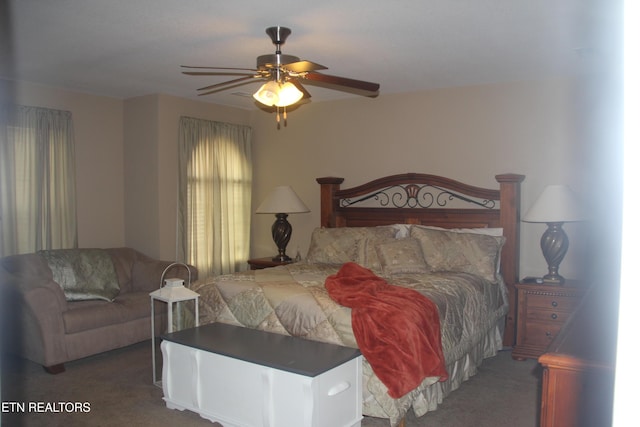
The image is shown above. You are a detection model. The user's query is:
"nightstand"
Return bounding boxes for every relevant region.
[512,280,587,361]
[247,257,293,270]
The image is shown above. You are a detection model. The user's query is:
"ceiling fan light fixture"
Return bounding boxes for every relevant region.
[253,80,280,106]
[275,82,303,107]
[253,80,303,108]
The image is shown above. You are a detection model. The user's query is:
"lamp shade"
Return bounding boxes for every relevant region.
[256,186,310,214]
[253,81,303,108]
[275,82,304,107]
[253,81,280,106]
[523,184,585,223]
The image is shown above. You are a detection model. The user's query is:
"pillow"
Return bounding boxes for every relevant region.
[306,226,396,265]
[375,238,429,275]
[411,225,505,272]
[362,236,396,272]
[39,249,120,301]
[412,225,503,238]
[409,226,505,282]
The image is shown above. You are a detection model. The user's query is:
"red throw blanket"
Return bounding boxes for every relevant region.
[325,262,448,398]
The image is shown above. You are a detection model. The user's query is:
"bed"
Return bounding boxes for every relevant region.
[192,172,524,426]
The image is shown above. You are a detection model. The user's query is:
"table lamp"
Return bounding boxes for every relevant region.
[256,186,310,262]
[523,184,585,284]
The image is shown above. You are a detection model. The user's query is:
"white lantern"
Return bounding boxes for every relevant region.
[150,262,199,387]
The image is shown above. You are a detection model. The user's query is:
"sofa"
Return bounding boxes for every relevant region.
[0,247,197,373]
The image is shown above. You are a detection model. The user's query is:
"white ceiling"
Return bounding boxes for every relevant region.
[2,0,620,110]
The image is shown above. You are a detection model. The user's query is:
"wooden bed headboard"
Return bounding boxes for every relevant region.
[316,173,525,346]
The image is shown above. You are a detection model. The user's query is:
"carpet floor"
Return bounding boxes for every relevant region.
[1,342,540,427]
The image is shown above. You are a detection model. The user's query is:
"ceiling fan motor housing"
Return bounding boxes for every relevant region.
[265,26,291,46]
[257,54,300,70]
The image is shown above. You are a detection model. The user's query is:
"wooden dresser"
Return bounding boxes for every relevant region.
[512,281,587,360]
[538,287,616,427]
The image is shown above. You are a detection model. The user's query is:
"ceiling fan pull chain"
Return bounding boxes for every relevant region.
[276,106,281,129]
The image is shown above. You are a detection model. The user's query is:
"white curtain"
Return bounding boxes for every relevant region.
[177,117,253,278]
[0,106,77,257]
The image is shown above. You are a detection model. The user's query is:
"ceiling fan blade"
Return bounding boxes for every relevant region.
[289,79,312,99]
[281,60,328,73]
[303,72,380,96]
[183,71,257,77]
[196,76,257,92]
[198,78,262,97]
[181,65,258,72]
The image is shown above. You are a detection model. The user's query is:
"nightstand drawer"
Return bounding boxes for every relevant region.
[525,308,573,323]
[520,322,562,347]
[525,294,580,311]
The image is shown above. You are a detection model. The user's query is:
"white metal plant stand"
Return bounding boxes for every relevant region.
[150,262,199,387]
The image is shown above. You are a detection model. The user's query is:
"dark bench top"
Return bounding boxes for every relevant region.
[162,323,361,377]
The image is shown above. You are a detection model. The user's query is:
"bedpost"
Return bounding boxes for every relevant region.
[316,177,344,228]
[495,173,525,347]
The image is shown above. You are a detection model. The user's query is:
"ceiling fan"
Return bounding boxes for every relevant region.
[181,26,380,125]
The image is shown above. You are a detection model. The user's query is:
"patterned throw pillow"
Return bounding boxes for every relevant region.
[410,226,505,282]
[375,238,429,275]
[306,226,397,265]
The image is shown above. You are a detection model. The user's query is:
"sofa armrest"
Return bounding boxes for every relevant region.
[1,278,69,367]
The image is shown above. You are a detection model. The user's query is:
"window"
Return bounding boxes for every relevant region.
[177,117,252,277]
[0,106,77,256]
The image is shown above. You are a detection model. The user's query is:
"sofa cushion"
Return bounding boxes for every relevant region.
[62,291,152,334]
[104,248,137,294]
[39,249,120,302]
[132,256,167,293]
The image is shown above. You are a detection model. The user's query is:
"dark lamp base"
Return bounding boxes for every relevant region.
[540,222,569,287]
[271,213,292,263]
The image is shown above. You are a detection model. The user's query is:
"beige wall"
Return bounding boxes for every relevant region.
[123,95,160,257]
[249,76,622,281]
[123,93,251,260]
[5,79,126,249]
[4,82,252,261]
[5,75,621,283]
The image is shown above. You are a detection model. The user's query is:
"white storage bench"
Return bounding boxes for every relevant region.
[160,323,363,427]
